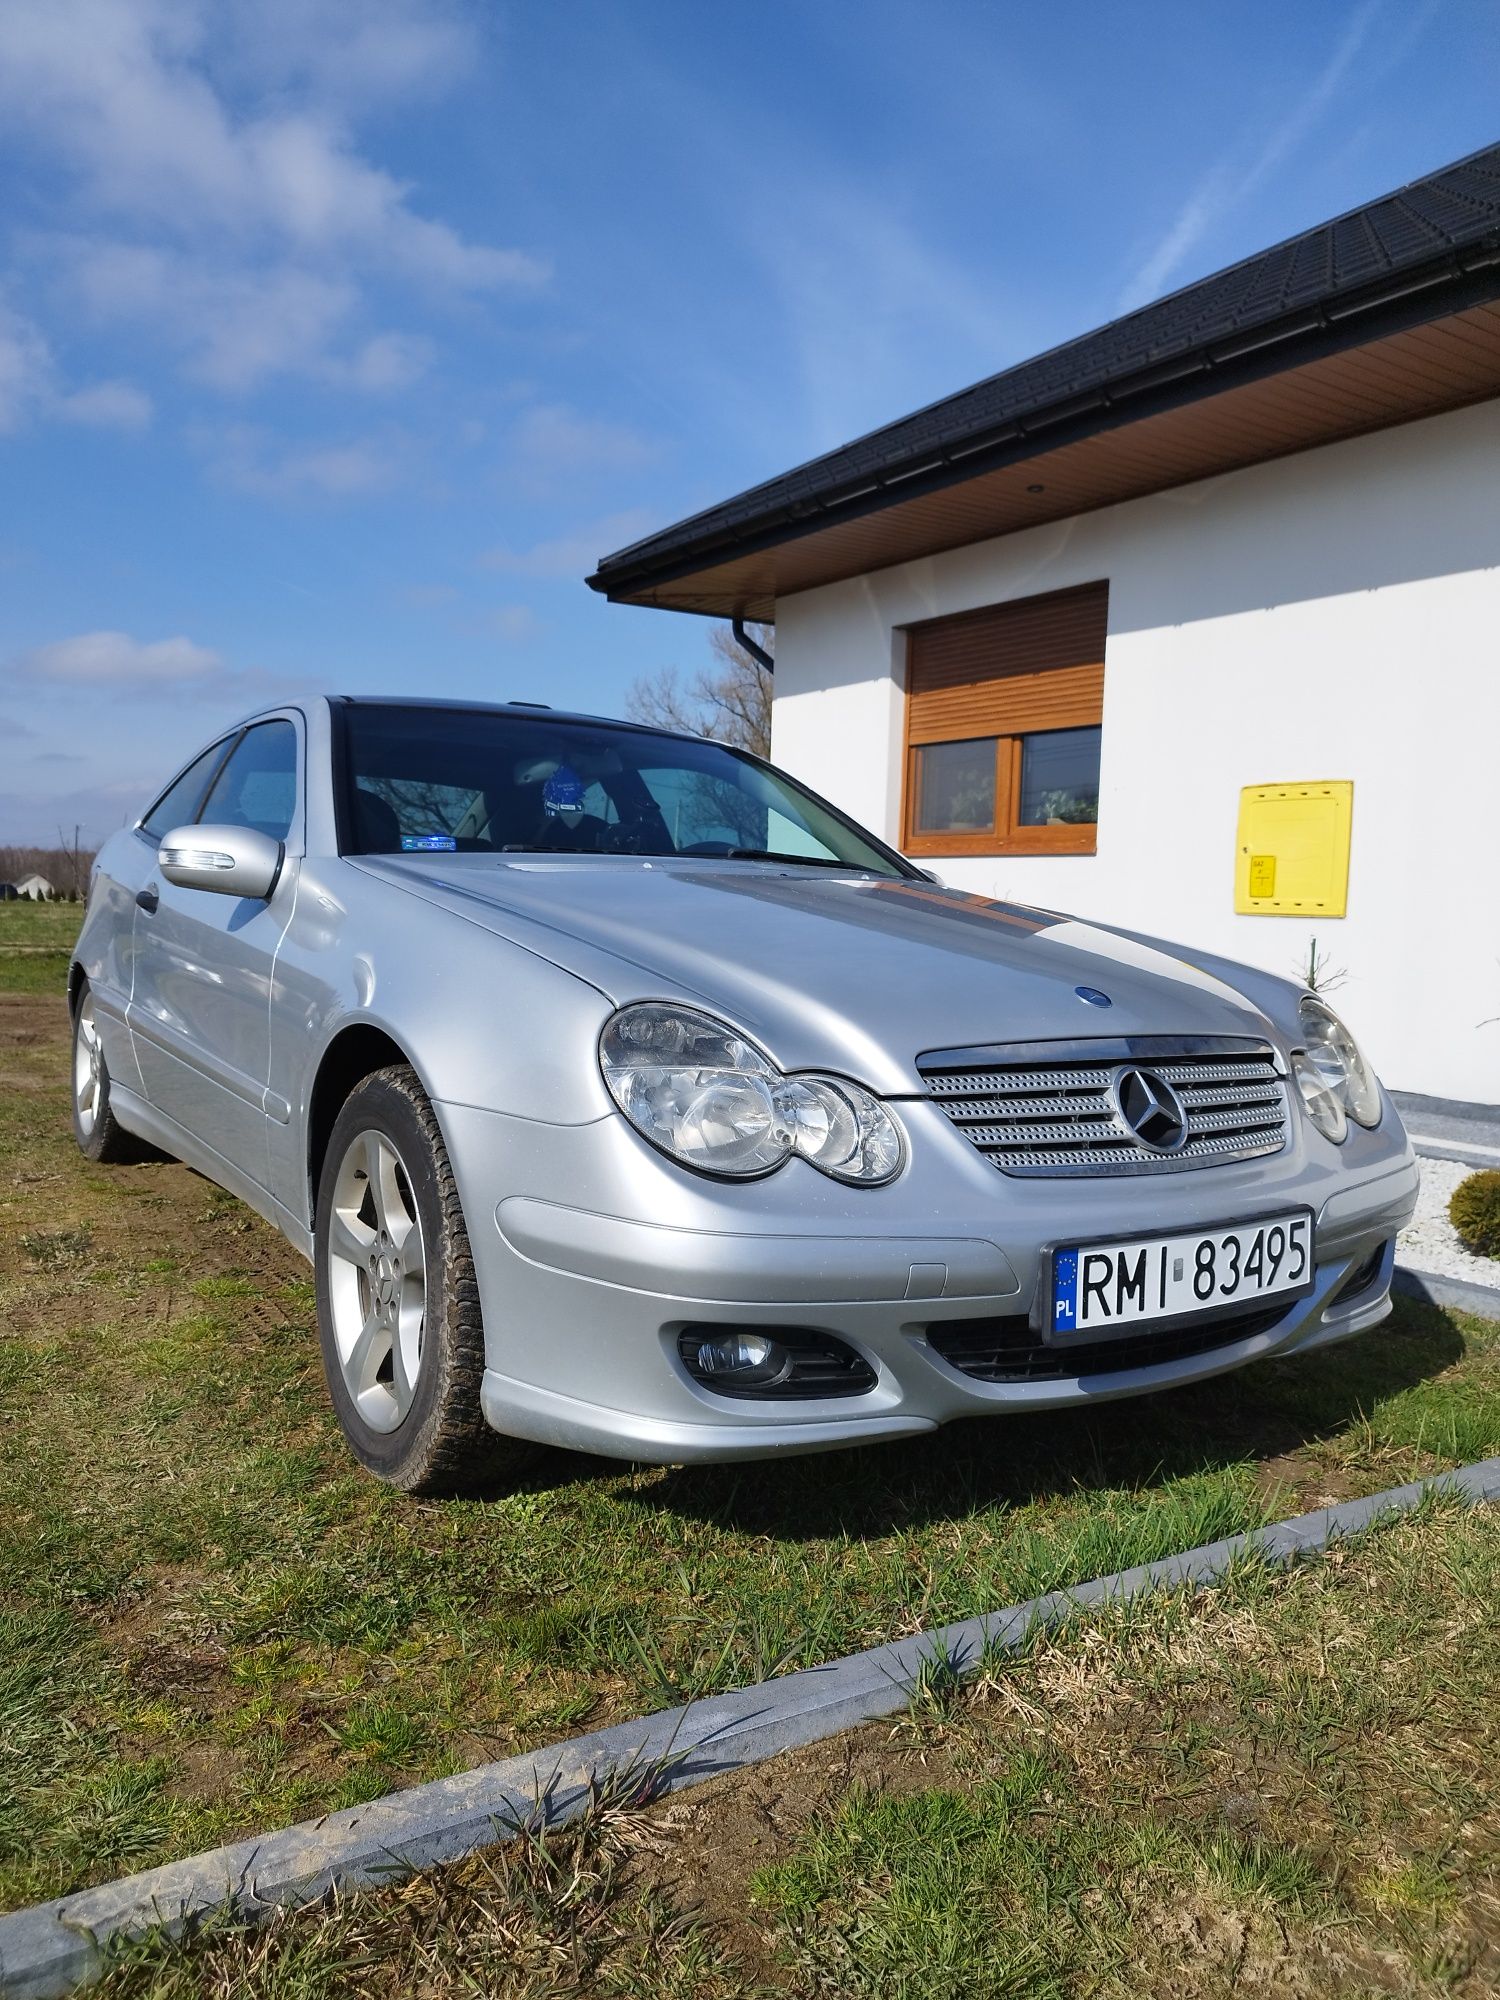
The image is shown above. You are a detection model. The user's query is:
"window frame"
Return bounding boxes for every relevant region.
[136,712,306,852]
[197,716,302,844]
[900,587,1106,860]
[904,732,1100,857]
[137,734,240,844]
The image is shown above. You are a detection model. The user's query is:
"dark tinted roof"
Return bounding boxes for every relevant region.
[589,142,1500,602]
[335,693,700,740]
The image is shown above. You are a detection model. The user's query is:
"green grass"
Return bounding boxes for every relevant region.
[89,1500,1500,1999]
[0,898,83,945]
[0,898,78,993]
[1,989,1498,1925]
[744,1500,1500,1998]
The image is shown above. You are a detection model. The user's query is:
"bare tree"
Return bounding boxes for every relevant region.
[626,622,773,757]
[56,824,85,900]
[0,842,96,899]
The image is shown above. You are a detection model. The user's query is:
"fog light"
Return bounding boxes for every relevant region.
[692,1332,790,1385]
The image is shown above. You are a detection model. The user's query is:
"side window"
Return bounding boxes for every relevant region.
[200,720,299,842]
[140,739,234,840]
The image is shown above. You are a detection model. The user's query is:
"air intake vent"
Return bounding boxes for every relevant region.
[918,1036,1289,1178]
[926,1301,1288,1382]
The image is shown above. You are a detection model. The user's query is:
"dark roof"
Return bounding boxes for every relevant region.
[334,693,702,738]
[589,142,1500,608]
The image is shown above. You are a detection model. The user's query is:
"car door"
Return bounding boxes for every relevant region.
[129,715,302,1189]
[82,736,239,1093]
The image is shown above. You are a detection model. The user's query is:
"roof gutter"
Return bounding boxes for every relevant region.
[731,617,775,669]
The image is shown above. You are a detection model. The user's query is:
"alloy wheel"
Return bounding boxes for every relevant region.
[74,993,103,1137]
[326,1127,428,1433]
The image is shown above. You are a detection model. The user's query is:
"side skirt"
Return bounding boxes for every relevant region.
[108,1084,314,1261]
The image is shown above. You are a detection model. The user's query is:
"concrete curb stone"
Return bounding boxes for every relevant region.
[1393,1264,1500,1321]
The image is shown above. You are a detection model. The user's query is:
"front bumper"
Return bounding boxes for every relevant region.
[437,1093,1419,1464]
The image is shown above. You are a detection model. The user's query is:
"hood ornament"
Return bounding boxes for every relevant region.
[1074,986,1112,1008]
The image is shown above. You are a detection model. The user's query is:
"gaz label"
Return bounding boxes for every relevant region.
[1248,854,1276,898]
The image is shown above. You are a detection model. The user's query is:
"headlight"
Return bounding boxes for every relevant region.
[1297,995,1381,1132]
[1291,1050,1347,1144]
[599,1003,904,1184]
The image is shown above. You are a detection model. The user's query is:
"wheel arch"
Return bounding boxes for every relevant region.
[68,960,87,1016]
[307,1022,420,1221]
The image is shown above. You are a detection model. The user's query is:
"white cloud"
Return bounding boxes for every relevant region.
[0,301,53,431]
[64,242,359,392]
[3,630,306,743]
[219,0,479,111]
[479,508,658,579]
[1117,0,1383,312]
[55,379,153,430]
[339,331,434,393]
[0,3,543,288]
[15,630,223,688]
[0,0,545,398]
[0,288,154,432]
[204,423,400,498]
[510,405,660,488]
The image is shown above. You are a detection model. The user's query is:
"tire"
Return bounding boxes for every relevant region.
[314,1064,500,1494]
[71,982,156,1164]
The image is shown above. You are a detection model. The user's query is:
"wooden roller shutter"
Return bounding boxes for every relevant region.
[905,581,1108,746]
[902,580,1108,856]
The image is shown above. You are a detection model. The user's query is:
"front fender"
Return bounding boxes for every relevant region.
[266,860,617,1228]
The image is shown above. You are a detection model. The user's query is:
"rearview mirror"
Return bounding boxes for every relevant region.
[158,823,284,900]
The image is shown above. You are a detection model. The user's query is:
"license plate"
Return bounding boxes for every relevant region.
[1050,1211,1313,1340]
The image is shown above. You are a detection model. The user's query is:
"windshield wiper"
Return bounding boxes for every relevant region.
[726,849,881,872]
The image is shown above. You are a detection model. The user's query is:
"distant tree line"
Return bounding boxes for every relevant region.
[1,844,96,900]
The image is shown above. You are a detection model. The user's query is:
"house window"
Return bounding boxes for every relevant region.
[902,581,1107,856]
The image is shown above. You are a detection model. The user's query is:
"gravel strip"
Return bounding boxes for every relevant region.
[1398,1156,1500,1288]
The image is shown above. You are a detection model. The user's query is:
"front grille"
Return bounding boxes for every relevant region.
[927,1302,1289,1384]
[918,1036,1289,1177]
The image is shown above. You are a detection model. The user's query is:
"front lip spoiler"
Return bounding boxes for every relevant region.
[480,1370,937,1463]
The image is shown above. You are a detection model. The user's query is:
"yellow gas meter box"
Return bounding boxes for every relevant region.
[1235,780,1352,917]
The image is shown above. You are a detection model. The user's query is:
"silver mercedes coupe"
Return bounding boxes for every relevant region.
[71,696,1418,1491]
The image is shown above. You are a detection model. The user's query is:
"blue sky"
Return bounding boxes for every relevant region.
[1,0,1496,844]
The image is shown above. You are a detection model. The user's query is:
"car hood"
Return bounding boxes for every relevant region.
[352,855,1286,1096]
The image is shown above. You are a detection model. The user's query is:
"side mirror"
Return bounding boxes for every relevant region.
[158,823,284,900]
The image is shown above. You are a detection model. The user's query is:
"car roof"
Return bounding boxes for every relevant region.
[331,693,715,746]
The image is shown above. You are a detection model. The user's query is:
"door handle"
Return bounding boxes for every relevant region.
[136,885,160,915]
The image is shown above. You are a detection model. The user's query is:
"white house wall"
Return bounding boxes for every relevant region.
[771,400,1500,1105]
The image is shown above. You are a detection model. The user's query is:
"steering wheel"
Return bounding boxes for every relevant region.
[677,840,736,857]
[602,811,672,855]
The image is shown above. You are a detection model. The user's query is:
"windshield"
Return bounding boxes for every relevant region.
[337,704,913,876]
